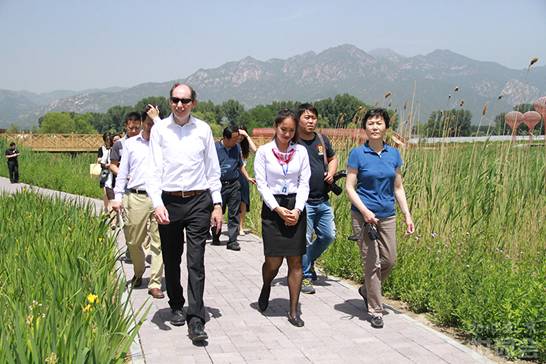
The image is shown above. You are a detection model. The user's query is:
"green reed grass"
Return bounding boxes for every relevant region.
[383,141,545,361]
[0,191,145,362]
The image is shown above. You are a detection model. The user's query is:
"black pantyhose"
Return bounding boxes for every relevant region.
[261,256,303,318]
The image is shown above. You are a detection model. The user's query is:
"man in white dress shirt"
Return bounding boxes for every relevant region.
[112,107,164,299]
[147,83,223,343]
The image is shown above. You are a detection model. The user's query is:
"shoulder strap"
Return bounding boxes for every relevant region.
[315,132,328,169]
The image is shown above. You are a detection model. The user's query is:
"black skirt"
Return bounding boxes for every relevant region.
[261,194,306,257]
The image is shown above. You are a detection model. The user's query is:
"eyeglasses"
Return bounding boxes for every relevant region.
[170,97,193,105]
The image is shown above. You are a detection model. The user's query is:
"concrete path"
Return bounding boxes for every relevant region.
[1,178,492,364]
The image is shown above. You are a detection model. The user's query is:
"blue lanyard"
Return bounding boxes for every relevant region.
[281,163,288,177]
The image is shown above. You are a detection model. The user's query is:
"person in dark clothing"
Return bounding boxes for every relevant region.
[212,126,254,251]
[5,142,20,183]
[296,104,338,294]
[237,127,257,235]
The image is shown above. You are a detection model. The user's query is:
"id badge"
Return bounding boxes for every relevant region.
[282,184,287,193]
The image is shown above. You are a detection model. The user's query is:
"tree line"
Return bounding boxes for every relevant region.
[24,94,383,136]
[6,94,544,137]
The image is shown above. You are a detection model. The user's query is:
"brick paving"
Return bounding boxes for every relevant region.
[1,178,492,363]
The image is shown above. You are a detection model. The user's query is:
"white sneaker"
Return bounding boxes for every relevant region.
[239,230,246,236]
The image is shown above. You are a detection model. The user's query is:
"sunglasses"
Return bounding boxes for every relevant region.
[170,97,193,105]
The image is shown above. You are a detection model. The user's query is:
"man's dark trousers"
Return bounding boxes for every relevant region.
[212,180,241,243]
[7,161,18,183]
[158,191,212,324]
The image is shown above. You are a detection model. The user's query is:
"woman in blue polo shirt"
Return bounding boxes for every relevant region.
[345,108,414,329]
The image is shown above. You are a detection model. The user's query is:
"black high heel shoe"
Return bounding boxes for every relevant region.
[258,285,270,312]
[287,313,304,327]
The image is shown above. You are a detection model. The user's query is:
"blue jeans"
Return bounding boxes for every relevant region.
[302,201,336,279]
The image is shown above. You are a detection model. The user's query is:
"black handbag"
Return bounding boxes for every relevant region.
[99,168,109,185]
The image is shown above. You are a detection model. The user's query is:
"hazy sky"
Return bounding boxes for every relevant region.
[1,0,545,93]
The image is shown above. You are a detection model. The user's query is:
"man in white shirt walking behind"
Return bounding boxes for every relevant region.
[112,106,165,299]
[147,83,223,343]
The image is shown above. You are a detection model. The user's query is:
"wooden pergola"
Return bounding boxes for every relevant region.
[0,134,103,152]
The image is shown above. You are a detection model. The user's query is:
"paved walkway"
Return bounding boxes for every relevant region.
[1,178,492,364]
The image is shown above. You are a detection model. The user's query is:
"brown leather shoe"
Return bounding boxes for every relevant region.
[148,288,165,299]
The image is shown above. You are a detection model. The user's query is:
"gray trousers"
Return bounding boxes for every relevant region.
[352,211,397,316]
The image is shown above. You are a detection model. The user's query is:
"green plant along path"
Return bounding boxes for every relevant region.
[0,191,144,362]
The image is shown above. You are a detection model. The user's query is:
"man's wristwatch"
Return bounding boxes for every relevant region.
[213,202,222,208]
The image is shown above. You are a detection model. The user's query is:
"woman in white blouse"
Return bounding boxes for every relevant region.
[254,109,311,327]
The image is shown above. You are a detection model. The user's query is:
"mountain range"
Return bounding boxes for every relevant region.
[2,44,545,129]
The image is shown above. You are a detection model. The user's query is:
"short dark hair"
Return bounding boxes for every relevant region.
[9,142,16,147]
[273,109,298,143]
[362,108,390,128]
[222,126,239,139]
[296,103,318,120]
[169,83,196,100]
[125,112,142,124]
[141,105,154,122]
[140,111,149,121]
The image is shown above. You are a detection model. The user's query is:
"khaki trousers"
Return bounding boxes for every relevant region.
[352,211,397,316]
[123,192,164,289]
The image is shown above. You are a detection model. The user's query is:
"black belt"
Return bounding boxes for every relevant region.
[221,179,238,185]
[273,193,296,198]
[129,188,147,195]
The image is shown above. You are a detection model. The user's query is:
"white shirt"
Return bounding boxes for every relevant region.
[114,132,151,202]
[100,149,114,189]
[147,114,222,208]
[254,140,310,211]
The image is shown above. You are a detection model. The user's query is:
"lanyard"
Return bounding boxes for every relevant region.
[272,148,295,176]
[272,147,295,193]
